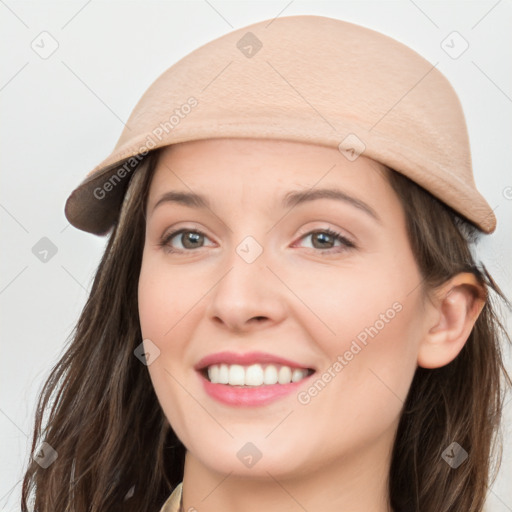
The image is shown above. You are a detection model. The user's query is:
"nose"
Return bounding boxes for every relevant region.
[205,252,288,333]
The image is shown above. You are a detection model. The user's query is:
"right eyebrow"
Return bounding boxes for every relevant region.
[151,191,210,214]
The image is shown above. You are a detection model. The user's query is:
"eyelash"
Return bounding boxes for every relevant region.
[158,227,356,255]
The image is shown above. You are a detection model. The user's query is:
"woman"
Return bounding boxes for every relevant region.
[21,14,510,512]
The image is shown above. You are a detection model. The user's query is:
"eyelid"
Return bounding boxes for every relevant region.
[295,223,354,243]
[160,222,212,240]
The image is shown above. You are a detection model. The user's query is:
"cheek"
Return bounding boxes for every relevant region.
[137,250,209,397]
[137,256,196,440]
[294,248,422,422]
[295,249,422,359]
[291,294,421,467]
[138,255,193,343]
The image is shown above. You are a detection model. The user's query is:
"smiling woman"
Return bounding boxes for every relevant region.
[21,13,510,512]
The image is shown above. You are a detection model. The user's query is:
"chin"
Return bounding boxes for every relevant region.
[187,437,310,479]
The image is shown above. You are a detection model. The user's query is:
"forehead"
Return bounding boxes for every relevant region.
[147,138,391,202]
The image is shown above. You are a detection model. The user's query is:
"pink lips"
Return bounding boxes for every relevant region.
[195,351,315,407]
[194,351,312,371]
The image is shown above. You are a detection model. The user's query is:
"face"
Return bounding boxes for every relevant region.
[138,137,427,479]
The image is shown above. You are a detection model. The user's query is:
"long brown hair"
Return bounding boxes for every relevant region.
[385,168,511,512]
[21,146,511,512]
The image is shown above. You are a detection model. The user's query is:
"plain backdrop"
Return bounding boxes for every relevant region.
[1,1,511,510]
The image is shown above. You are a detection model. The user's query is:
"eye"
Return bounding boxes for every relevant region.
[295,228,356,254]
[158,228,214,253]
[158,227,355,255]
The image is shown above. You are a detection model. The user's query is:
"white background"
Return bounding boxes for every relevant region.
[1,1,511,510]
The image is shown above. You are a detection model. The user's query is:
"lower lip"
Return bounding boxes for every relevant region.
[198,371,314,407]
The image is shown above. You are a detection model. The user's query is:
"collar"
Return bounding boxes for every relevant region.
[158,482,183,512]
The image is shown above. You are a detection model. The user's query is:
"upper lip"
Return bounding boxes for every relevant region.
[194,351,315,371]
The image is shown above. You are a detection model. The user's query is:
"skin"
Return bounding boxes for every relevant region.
[138,137,485,512]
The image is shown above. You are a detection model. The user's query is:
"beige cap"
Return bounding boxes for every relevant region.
[64,14,496,235]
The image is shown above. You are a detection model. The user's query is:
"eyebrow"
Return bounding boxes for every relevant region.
[151,188,381,223]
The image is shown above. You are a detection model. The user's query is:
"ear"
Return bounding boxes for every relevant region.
[417,272,486,369]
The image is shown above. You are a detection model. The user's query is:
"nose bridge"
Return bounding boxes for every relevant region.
[205,229,286,330]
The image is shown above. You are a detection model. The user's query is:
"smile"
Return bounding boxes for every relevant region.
[204,363,313,386]
[194,351,317,407]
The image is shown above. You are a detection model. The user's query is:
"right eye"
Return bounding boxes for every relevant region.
[159,228,214,253]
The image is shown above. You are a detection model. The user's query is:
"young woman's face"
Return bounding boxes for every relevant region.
[138,137,428,479]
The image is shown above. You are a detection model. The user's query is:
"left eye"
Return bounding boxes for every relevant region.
[297,228,355,252]
[159,228,355,253]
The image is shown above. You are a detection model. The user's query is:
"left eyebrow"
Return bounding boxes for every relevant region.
[150,187,381,224]
[282,188,381,224]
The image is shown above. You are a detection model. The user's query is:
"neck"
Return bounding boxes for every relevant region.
[180,427,395,512]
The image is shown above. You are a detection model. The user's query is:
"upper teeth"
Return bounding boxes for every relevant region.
[207,364,310,386]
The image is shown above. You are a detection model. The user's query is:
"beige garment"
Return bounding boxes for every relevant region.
[158,482,182,512]
[156,482,491,511]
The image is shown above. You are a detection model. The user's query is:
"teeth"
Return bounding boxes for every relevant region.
[264,365,278,385]
[209,364,220,383]
[218,364,229,384]
[229,364,245,385]
[206,364,310,386]
[246,364,264,386]
[292,368,306,382]
[278,365,292,384]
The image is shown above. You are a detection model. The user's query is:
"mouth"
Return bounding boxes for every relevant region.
[194,351,316,407]
[199,363,316,387]
[194,351,317,406]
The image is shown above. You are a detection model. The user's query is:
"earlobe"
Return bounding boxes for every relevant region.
[417,273,486,369]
